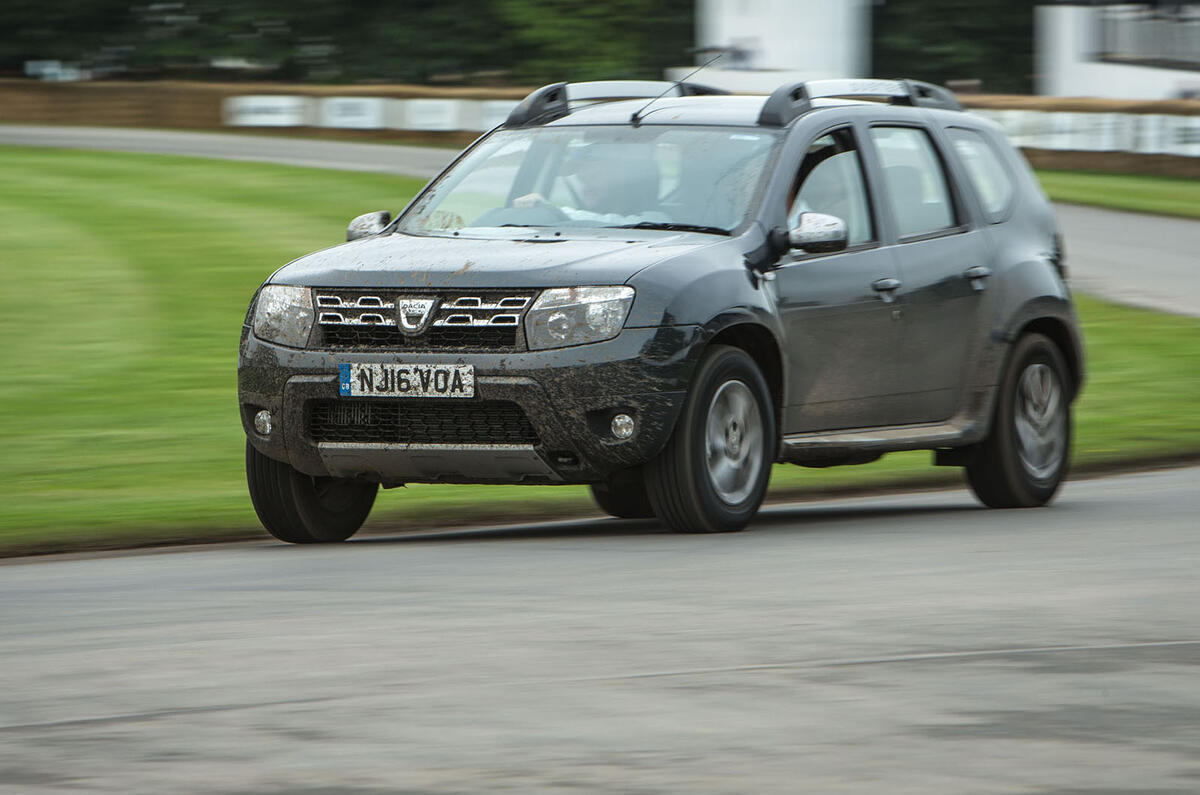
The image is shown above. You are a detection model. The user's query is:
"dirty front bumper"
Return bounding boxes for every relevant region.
[238,325,701,485]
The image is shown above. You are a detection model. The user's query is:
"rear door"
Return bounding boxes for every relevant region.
[863,123,990,425]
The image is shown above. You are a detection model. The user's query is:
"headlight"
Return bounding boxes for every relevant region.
[525,286,635,350]
[252,285,314,348]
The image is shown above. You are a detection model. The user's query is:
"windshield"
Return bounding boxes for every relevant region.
[399,125,781,236]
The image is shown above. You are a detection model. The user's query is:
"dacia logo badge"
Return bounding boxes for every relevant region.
[397,298,437,335]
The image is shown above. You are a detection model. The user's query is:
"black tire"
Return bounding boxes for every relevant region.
[589,468,654,519]
[245,441,378,543]
[966,333,1073,508]
[645,345,776,533]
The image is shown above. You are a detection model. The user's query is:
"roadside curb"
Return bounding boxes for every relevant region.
[1050,198,1200,224]
[5,452,1198,561]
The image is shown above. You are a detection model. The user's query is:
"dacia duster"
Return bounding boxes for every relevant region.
[239,78,1083,542]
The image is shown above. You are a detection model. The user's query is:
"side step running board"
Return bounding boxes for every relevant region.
[779,419,980,462]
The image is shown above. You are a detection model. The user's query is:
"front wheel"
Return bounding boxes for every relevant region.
[645,345,776,533]
[246,441,378,543]
[966,333,1072,508]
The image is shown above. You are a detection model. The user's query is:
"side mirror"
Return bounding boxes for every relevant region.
[347,211,392,242]
[788,212,848,254]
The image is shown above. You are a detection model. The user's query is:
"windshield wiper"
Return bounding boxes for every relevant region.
[611,221,731,236]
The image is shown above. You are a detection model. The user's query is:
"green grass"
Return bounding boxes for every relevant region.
[1037,169,1200,220]
[1,147,1198,555]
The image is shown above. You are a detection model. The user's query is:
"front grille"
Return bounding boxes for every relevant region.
[314,290,533,351]
[320,325,517,350]
[307,399,540,445]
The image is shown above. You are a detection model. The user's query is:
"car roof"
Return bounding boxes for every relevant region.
[505,79,964,130]
[543,96,890,128]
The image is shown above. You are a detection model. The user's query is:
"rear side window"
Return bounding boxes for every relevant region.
[947,127,1015,222]
[869,126,957,239]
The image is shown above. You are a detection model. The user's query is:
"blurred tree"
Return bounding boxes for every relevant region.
[872,0,1036,93]
[0,0,532,83]
[0,0,133,66]
[496,0,693,82]
[344,0,524,83]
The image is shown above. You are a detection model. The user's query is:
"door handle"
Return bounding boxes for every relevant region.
[872,277,902,303]
[962,265,992,291]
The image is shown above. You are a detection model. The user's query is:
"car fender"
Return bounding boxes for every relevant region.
[624,227,788,409]
[998,292,1085,392]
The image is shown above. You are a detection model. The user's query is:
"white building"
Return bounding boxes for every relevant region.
[666,0,873,93]
[1037,2,1200,99]
[672,1,1200,99]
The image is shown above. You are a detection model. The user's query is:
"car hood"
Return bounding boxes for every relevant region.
[270,230,720,289]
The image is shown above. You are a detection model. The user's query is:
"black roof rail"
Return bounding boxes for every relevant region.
[801,79,963,111]
[757,82,812,126]
[899,79,963,111]
[674,82,729,97]
[505,82,569,127]
[504,80,729,127]
[757,78,963,126]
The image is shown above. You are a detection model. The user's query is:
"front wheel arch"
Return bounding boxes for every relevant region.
[645,345,776,533]
[704,321,785,436]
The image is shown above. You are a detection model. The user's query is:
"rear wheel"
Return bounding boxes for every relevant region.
[246,441,377,543]
[966,333,1072,508]
[645,345,775,533]
[589,468,654,519]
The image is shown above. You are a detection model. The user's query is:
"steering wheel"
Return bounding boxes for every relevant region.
[472,200,570,229]
[527,201,570,224]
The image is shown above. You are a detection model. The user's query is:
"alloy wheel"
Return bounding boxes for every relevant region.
[704,379,765,505]
[1014,362,1066,482]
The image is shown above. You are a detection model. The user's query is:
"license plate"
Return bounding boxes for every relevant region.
[338,363,475,398]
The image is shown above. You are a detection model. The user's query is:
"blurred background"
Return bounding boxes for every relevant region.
[4,0,1198,93]
[0,0,1197,555]
[4,0,1197,94]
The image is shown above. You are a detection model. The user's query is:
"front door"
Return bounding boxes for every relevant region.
[774,127,905,433]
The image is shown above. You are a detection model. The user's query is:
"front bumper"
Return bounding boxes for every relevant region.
[238,325,701,485]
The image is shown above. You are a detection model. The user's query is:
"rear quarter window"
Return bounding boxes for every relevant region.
[947,127,1015,223]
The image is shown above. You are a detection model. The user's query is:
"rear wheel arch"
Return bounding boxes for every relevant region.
[1014,316,1083,398]
[965,332,1072,507]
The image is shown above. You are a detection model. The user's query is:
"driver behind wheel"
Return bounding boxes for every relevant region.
[514,142,668,225]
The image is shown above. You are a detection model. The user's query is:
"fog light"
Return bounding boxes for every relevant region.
[254,410,273,436]
[610,413,635,440]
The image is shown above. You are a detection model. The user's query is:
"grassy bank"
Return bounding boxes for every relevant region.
[1,146,1197,555]
[1037,169,1200,220]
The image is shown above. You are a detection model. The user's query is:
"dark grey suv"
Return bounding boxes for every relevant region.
[239,78,1083,542]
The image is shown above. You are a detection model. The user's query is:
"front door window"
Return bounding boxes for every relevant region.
[787,130,874,247]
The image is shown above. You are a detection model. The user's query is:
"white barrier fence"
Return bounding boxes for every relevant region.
[222,95,1200,156]
[223,95,519,134]
[971,109,1200,157]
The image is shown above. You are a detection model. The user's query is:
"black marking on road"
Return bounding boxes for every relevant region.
[0,696,337,734]
[563,639,1200,683]
[5,640,1197,736]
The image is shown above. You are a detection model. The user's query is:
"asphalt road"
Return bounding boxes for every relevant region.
[0,124,454,179]
[2,466,1199,793]
[1054,203,1200,319]
[2,123,1198,317]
